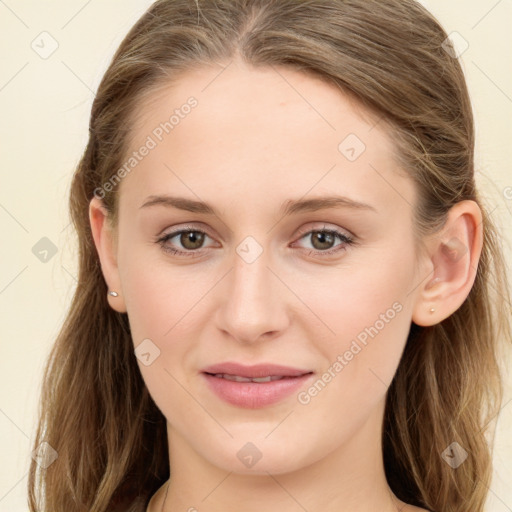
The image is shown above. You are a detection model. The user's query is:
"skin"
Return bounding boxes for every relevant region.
[90,58,483,512]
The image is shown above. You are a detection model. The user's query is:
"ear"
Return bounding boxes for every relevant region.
[412,200,483,327]
[89,196,127,313]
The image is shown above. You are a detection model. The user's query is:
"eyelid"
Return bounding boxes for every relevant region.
[294,222,354,240]
[290,224,355,256]
[157,222,213,238]
[158,225,218,246]
[155,223,219,257]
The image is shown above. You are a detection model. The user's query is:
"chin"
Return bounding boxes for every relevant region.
[198,435,319,477]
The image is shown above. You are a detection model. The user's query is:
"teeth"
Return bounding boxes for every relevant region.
[251,376,273,383]
[213,373,285,383]
[222,374,252,383]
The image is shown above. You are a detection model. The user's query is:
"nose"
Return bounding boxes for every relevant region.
[214,245,290,345]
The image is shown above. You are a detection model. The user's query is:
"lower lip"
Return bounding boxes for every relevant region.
[202,373,314,409]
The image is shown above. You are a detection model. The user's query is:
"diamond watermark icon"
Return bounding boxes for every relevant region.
[31,441,58,469]
[237,442,263,468]
[441,441,468,468]
[338,133,366,162]
[31,31,59,59]
[135,338,161,366]
[32,237,58,263]
[442,236,468,263]
[236,236,263,264]
[441,32,469,59]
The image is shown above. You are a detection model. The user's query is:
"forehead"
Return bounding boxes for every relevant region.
[132,60,388,149]
[119,61,414,216]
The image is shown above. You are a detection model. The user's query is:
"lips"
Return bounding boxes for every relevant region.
[211,374,285,383]
[202,362,311,379]
[201,362,314,408]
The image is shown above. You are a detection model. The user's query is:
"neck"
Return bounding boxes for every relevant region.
[156,399,402,512]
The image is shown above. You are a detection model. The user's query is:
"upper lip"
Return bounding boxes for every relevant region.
[202,362,312,378]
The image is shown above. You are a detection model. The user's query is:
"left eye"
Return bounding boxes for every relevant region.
[294,228,353,253]
[156,226,354,257]
[156,229,215,255]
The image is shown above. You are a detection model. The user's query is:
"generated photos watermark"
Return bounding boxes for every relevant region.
[94,96,198,200]
[297,301,403,405]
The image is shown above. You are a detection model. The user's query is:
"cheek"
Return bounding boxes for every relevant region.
[120,258,204,423]
[118,246,208,341]
[118,248,215,392]
[302,247,416,391]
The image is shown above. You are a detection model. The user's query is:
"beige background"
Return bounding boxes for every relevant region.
[0,1,511,510]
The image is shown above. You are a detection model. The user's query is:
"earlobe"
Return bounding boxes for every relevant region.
[88,197,127,313]
[412,200,483,327]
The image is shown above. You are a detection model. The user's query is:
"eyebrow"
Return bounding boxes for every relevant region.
[139,194,377,216]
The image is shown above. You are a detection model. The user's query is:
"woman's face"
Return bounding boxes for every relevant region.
[106,61,429,474]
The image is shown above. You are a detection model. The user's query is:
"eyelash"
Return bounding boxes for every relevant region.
[155,224,355,259]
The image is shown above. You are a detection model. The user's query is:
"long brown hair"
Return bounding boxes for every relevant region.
[28,1,511,511]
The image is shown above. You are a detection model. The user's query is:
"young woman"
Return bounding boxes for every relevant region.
[28,1,511,511]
